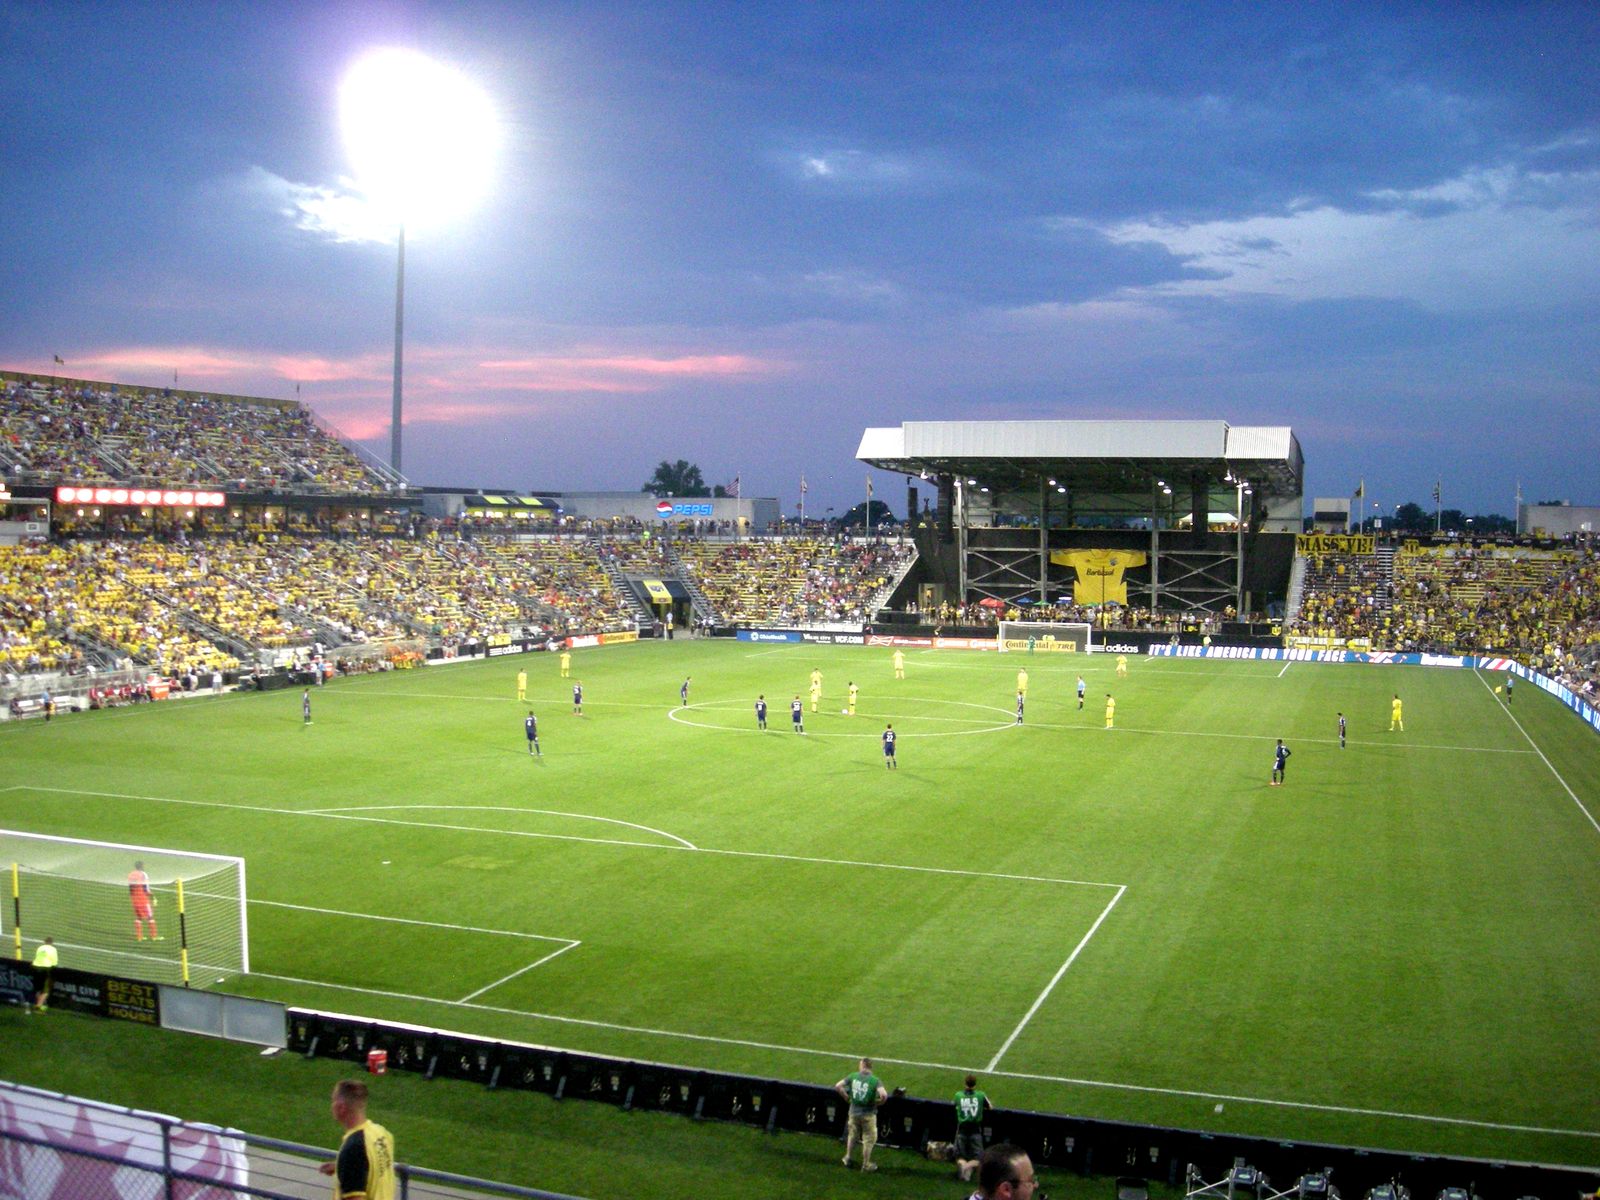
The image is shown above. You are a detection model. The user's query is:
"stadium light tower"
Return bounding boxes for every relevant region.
[340,49,497,477]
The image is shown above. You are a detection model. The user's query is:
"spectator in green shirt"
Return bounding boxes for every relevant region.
[954,1074,992,1182]
[834,1057,888,1172]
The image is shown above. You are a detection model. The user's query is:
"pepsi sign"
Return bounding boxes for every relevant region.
[655,501,714,518]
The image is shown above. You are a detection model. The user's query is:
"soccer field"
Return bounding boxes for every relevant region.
[3,640,1599,1166]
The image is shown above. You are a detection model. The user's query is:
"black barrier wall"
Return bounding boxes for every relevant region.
[286,1007,1595,1199]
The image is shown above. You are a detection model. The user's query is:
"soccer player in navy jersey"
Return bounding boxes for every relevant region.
[302,689,312,726]
[882,724,897,768]
[1337,712,1346,748]
[791,695,805,734]
[1271,739,1291,786]
[1015,691,1024,725]
[680,677,691,706]
[525,711,541,757]
[755,695,768,730]
[572,681,583,715]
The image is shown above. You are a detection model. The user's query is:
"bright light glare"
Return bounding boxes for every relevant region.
[340,48,497,232]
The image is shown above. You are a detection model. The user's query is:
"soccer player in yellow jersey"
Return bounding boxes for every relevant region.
[322,1079,396,1200]
[847,681,859,715]
[1104,693,1115,729]
[1116,654,1129,677]
[559,650,572,677]
[892,649,905,679]
[1390,694,1403,731]
[1016,666,1028,697]
[515,669,527,701]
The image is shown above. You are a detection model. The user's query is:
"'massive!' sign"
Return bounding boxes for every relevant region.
[1296,534,1375,555]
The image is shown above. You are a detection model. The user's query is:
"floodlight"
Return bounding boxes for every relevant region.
[339,47,497,477]
[340,48,498,231]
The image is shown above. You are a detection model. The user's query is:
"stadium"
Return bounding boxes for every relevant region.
[7,9,1600,1198]
[2,365,1598,1199]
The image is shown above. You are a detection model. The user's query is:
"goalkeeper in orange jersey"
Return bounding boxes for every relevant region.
[129,860,161,941]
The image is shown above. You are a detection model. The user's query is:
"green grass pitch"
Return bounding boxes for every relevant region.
[3,640,1598,1166]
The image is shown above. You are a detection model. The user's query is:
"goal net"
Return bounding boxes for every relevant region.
[2,830,248,987]
[997,620,1093,654]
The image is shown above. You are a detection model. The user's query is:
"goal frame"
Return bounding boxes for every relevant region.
[2,829,249,978]
[996,620,1093,654]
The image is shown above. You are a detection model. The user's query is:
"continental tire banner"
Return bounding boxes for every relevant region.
[1000,636,1077,654]
[1296,534,1375,554]
[599,630,639,645]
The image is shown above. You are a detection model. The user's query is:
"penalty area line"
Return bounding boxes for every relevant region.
[458,940,582,1003]
[986,884,1125,1072]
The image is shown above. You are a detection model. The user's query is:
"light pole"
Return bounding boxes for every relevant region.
[340,48,497,480]
[391,223,405,475]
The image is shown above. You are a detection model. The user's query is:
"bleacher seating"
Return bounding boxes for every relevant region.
[1289,541,1600,694]
[0,379,385,493]
[679,537,912,624]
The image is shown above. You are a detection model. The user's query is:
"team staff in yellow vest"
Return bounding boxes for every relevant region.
[31,937,57,1012]
[321,1080,396,1200]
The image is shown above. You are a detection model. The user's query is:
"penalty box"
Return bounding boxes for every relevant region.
[268,838,1128,1071]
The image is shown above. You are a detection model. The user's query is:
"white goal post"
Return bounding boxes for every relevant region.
[2,829,248,987]
[997,620,1094,654]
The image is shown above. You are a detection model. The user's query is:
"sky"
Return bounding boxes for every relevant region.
[2,2,1597,520]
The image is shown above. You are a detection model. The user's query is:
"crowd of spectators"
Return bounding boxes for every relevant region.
[0,541,241,678]
[0,378,385,493]
[0,528,644,681]
[679,537,911,625]
[1292,553,1395,645]
[1290,541,1600,695]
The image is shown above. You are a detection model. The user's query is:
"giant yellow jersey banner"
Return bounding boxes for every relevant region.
[1050,549,1148,606]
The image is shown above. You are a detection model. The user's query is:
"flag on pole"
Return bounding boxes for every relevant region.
[1432,480,1441,503]
[800,475,808,494]
[866,475,873,498]
[1353,480,1365,500]
[728,474,740,498]
[52,355,64,365]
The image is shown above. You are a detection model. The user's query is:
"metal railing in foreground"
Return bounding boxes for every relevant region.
[0,1078,590,1200]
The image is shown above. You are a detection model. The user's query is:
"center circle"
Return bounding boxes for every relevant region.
[667,696,1018,739]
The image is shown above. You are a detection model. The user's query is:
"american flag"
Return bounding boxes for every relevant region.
[728,475,740,498]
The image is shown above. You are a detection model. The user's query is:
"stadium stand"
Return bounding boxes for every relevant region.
[0,378,386,492]
[1289,540,1600,693]
[678,537,913,625]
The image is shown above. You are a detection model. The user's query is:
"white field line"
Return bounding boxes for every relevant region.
[239,970,1599,1141]
[1017,720,1534,755]
[987,884,1126,1071]
[0,786,1121,889]
[7,786,695,854]
[1473,670,1600,836]
[248,898,575,943]
[458,940,582,1003]
[1277,660,1292,678]
[298,805,698,851]
[249,898,582,1002]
